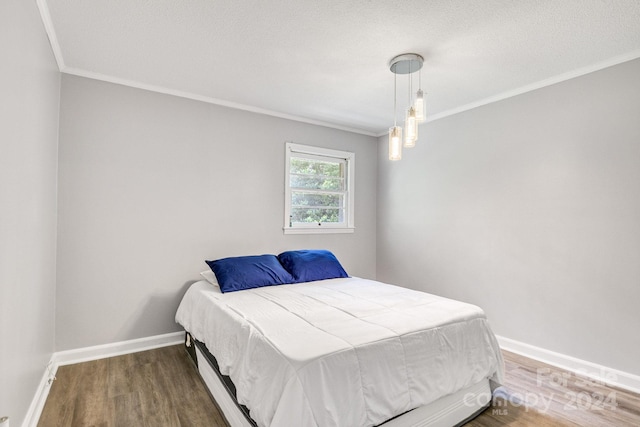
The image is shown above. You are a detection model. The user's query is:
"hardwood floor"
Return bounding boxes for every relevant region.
[465,351,640,427]
[466,351,640,427]
[38,345,225,427]
[38,345,640,426]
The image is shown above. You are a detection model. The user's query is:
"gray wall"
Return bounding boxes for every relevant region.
[56,75,378,351]
[0,0,60,424]
[377,58,640,375]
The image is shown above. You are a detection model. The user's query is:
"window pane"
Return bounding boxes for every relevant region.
[290,174,344,191]
[290,158,342,177]
[291,207,344,224]
[291,192,343,208]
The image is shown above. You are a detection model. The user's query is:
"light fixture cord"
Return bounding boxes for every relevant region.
[408,59,412,104]
[394,70,397,126]
[412,61,414,96]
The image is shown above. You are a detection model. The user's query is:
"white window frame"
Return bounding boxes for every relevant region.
[284,142,355,234]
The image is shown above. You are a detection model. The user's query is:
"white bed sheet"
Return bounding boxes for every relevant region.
[175,277,504,427]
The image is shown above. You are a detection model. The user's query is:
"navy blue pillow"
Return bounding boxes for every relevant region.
[277,250,348,283]
[206,255,295,293]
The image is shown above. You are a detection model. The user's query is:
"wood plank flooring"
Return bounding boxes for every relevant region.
[38,345,225,427]
[38,345,640,426]
[466,351,640,427]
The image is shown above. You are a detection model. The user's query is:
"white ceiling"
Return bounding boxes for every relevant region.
[39,0,640,136]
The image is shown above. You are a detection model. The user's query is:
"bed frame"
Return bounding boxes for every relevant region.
[184,332,492,427]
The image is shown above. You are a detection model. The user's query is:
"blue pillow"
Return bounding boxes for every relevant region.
[277,250,348,283]
[206,255,295,293]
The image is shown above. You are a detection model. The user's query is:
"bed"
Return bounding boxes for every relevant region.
[175,251,504,427]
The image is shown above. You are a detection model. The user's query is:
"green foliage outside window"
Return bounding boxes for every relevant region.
[289,158,345,224]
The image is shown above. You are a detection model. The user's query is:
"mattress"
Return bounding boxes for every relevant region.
[175,277,504,427]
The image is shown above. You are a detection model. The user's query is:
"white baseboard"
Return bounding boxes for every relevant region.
[52,331,184,366]
[21,361,56,427]
[496,335,640,395]
[23,331,184,427]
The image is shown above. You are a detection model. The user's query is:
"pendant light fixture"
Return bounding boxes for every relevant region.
[389,66,402,161]
[388,53,424,160]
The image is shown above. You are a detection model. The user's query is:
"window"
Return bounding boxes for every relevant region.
[284,142,354,234]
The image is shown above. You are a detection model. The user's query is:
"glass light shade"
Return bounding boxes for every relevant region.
[414,89,425,123]
[404,106,417,148]
[388,126,402,161]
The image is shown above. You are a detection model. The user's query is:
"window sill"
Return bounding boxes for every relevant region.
[283,227,355,235]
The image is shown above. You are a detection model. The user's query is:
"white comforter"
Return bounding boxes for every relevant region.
[175,277,503,427]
